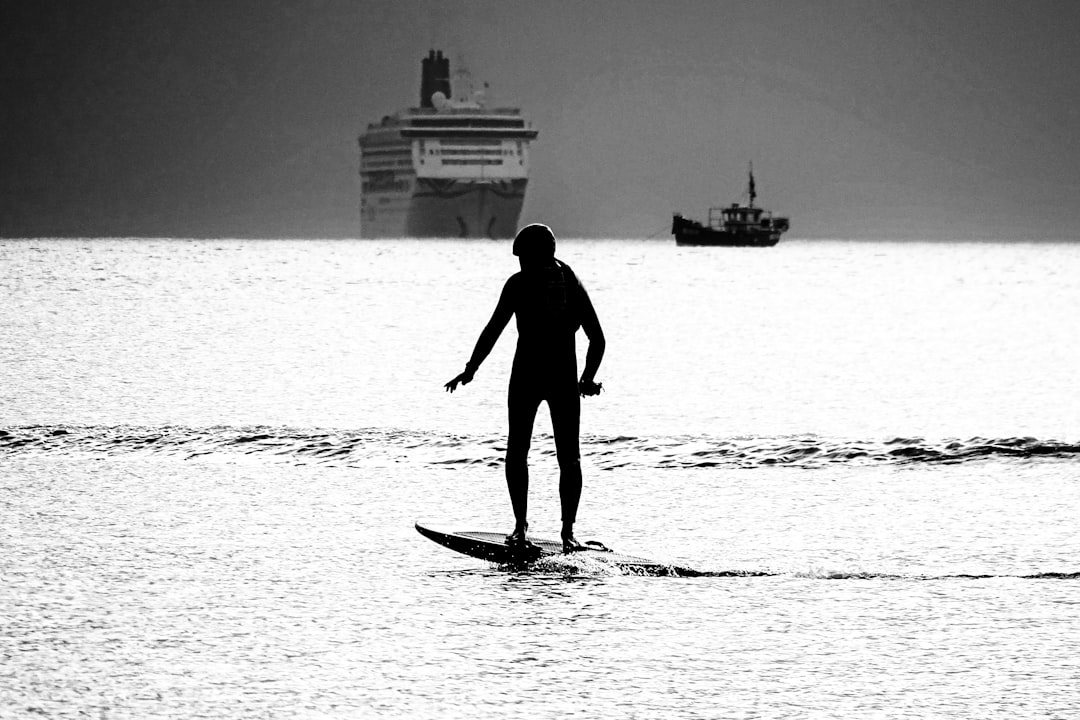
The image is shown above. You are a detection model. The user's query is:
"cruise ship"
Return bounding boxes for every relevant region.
[358,50,538,238]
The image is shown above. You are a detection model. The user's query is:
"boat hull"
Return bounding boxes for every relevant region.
[361,178,527,239]
[672,214,781,247]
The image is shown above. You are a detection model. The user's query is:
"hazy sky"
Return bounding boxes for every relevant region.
[3,0,1080,239]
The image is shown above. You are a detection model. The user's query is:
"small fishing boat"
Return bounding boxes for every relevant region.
[672,165,789,247]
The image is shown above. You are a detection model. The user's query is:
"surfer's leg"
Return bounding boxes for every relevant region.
[506,377,542,534]
[549,385,582,540]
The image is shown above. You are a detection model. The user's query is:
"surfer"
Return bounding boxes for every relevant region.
[445,223,605,554]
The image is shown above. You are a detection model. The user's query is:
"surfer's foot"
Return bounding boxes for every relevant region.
[505,524,539,553]
[561,533,587,554]
[505,523,528,546]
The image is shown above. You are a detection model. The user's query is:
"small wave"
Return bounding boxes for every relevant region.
[689,570,1080,580]
[759,570,1080,580]
[451,561,1080,580]
[1,425,1077,470]
[634,567,1080,580]
[490,554,772,578]
[587,433,1080,469]
[0,424,468,468]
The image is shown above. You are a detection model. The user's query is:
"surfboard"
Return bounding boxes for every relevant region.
[415,521,696,574]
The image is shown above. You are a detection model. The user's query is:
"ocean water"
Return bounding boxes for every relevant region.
[2,237,1079,718]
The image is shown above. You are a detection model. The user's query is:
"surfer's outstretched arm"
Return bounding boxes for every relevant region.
[445,279,515,393]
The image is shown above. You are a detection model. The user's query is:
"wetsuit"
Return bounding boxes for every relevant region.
[463,259,605,532]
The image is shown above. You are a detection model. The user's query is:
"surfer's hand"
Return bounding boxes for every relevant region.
[444,370,474,393]
[579,379,602,397]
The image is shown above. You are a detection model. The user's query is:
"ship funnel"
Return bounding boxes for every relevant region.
[419,50,453,108]
[435,50,452,101]
[420,50,436,108]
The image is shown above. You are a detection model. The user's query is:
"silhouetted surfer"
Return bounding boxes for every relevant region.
[445,224,605,554]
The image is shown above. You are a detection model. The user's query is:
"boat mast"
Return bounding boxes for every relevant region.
[747,162,756,208]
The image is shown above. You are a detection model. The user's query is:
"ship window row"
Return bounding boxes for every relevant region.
[363,156,413,164]
[440,148,506,156]
[442,159,504,166]
[362,156,408,165]
[420,148,521,156]
[362,160,413,169]
[439,139,503,147]
[362,147,411,157]
[408,118,526,129]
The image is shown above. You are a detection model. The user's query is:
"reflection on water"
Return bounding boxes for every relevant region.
[3,239,1080,717]
[4,450,1079,718]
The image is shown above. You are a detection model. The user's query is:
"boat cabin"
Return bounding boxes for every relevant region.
[708,203,779,232]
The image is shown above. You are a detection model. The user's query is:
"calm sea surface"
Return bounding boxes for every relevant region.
[2,238,1079,718]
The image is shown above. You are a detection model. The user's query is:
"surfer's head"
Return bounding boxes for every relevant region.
[513,223,556,263]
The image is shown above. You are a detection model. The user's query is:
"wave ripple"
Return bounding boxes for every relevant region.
[1,426,1077,469]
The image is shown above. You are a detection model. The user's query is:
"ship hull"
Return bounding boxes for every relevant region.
[361,178,527,239]
[672,214,782,247]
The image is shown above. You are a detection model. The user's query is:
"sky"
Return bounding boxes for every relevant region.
[3,0,1080,240]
